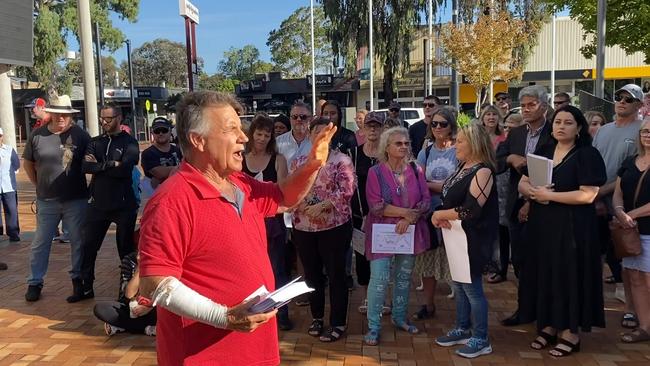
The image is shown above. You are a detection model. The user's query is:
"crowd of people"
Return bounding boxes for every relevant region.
[4,82,650,364]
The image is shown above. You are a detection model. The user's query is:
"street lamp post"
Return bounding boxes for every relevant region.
[94,21,105,106]
[125,39,138,140]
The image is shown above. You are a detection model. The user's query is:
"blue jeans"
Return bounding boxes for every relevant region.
[28,199,87,286]
[0,191,19,238]
[453,276,489,340]
[367,254,415,331]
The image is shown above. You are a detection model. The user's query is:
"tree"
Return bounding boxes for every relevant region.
[320,0,434,104]
[544,0,650,63]
[218,45,275,81]
[267,6,334,78]
[199,73,238,93]
[28,0,139,95]
[438,10,527,114]
[66,55,121,86]
[124,38,202,88]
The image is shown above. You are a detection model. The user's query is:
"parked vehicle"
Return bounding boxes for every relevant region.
[374,108,425,126]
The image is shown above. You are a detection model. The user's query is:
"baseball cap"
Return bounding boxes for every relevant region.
[495,92,509,99]
[25,97,47,108]
[388,101,401,110]
[151,117,173,130]
[364,111,385,125]
[615,84,643,102]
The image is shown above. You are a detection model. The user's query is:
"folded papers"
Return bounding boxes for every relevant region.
[246,277,314,314]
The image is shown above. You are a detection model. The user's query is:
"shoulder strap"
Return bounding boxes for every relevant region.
[634,168,649,208]
[425,144,433,162]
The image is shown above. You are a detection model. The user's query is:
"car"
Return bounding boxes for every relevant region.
[374,108,424,126]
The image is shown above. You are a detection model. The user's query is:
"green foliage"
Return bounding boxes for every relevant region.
[123,38,202,88]
[199,73,239,93]
[544,0,650,63]
[457,111,472,128]
[29,0,139,95]
[320,0,434,103]
[267,6,333,78]
[218,45,275,81]
[66,55,121,86]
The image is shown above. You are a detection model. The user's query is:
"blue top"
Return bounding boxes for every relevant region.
[0,143,20,193]
[416,144,458,210]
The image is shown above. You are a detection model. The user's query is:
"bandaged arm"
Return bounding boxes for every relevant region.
[152,276,229,329]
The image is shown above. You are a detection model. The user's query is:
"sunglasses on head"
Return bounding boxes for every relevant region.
[615,95,636,104]
[431,121,449,128]
[153,128,169,134]
[423,102,437,108]
[290,114,310,121]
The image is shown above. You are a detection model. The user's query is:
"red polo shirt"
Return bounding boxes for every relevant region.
[139,161,282,366]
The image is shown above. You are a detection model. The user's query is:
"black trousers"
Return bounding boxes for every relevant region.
[496,224,511,278]
[93,301,156,334]
[352,215,370,286]
[294,221,352,327]
[81,205,137,282]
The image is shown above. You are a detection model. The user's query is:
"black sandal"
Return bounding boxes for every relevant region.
[549,338,580,358]
[530,330,557,350]
[621,313,639,329]
[604,275,616,284]
[308,319,324,337]
[319,326,346,342]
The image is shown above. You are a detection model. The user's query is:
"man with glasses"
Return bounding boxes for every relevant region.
[409,95,441,156]
[141,117,183,190]
[496,85,554,326]
[277,101,312,166]
[593,84,644,324]
[70,104,140,302]
[553,92,571,109]
[495,92,512,116]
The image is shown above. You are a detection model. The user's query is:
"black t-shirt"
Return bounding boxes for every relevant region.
[23,124,90,201]
[617,155,650,235]
[141,144,183,178]
[409,120,428,156]
[351,144,378,223]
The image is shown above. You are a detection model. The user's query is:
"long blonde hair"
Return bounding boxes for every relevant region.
[458,124,495,169]
[638,117,650,157]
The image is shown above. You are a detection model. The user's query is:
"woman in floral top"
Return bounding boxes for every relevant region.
[363,127,431,346]
[290,117,357,343]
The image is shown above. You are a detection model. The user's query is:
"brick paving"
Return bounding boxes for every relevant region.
[1,167,649,365]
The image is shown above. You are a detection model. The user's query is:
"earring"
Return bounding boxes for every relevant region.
[576,133,580,138]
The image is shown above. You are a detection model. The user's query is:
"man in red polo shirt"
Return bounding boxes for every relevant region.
[138,91,335,366]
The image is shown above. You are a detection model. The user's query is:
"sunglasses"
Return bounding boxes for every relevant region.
[423,103,437,108]
[615,95,636,104]
[495,96,509,101]
[153,128,169,134]
[290,114,310,121]
[431,121,449,128]
[389,108,399,112]
[553,100,569,105]
[392,141,410,147]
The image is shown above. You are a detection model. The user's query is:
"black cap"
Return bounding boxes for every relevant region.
[151,117,173,130]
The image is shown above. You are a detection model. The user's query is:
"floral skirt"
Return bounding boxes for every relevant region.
[414,245,451,281]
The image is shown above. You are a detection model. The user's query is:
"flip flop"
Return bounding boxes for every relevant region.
[621,328,650,343]
[621,313,639,329]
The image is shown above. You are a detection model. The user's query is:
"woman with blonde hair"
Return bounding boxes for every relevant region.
[432,124,498,358]
[584,110,607,138]
[479,105,506,149]
[363,126,431,345]
[355,110,369,145]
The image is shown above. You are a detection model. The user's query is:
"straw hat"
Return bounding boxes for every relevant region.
[43,95,79,114]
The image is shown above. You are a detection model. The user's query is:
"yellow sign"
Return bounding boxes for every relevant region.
[145,100,151,112]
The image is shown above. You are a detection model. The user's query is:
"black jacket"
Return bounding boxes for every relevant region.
[495,122,555,218]
[330,126,358,157]
[83,131,140,211]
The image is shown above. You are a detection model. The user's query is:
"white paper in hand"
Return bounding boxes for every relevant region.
[441,220,472,283]
[247,277,314,314]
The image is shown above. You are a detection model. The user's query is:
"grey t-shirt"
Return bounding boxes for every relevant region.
[23,125,90,201]
[592,120,642,184]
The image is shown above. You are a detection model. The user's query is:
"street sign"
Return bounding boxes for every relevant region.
[179,0,199,24]
[145,99,151,112]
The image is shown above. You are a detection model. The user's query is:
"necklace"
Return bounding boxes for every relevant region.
[388,163,406,196]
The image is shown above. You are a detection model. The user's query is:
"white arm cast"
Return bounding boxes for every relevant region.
[152,276,229,329]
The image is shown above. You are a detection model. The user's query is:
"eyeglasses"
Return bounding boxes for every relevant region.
[640,129,650,136]
[431,121,449,128]
[392,141,410,147]
[615,95,636,104]
[423,103,437,108]
[100,115,119,122]
[153,128,169,134]
[290,114,310,121]
[495,96,509,102]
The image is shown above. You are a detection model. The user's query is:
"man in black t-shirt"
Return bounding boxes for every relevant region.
[22,95,91,302]
[141,117,183,189]
[409,95,441,156]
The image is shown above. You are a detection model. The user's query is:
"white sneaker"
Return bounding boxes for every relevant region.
[615,284,626,303]
[104,323,125,336]
[144,325,156,336]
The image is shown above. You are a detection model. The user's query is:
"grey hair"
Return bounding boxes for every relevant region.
[291,100,312,115]
[175,91,243,155]
[377,126,410,163]
[518,85,549,105]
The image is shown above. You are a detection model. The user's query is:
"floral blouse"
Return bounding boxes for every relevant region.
[290,150,357,232]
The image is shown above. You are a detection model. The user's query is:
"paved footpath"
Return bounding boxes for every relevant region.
[1,167,649,365]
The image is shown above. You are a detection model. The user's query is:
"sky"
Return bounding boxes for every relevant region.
[103,0,457,74]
